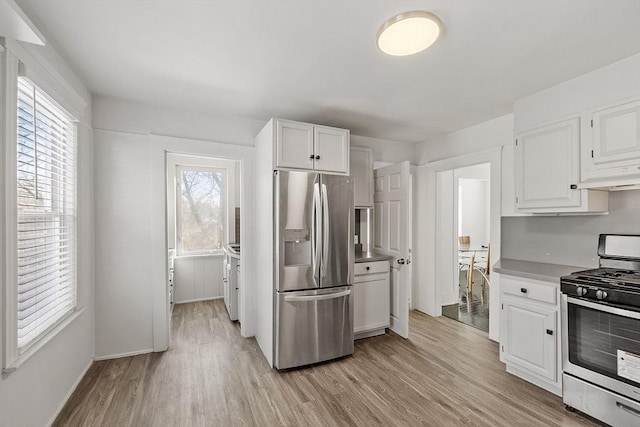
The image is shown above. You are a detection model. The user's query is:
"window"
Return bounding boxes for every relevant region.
[176,167,226,254]
[15,76,77,352]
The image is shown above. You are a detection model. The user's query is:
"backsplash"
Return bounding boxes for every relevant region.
[501,189,640,268]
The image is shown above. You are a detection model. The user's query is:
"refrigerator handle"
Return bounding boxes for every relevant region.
[312,182,321,280]
[284,289,351,302]
[321,183,329,278]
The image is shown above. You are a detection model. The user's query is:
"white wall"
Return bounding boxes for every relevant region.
[173,256,223,303]
[94,130,154,358]
[350,134,417,165]
[413,115,510,342]
[93,95,263,146]
[93,98,257,358]
[416,114,513,164]
[458,179,490,246]
[0,38,94,427]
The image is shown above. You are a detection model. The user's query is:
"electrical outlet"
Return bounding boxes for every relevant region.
[354,235,359,244]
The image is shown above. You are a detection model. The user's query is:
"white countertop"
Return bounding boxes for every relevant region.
[493,258,589,283]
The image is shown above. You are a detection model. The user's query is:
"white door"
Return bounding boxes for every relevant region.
[515,118,581,209]
[313,125,349,175]
[374,162,410,338]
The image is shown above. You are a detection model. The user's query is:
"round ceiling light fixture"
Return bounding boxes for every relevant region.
[377,11,442,56]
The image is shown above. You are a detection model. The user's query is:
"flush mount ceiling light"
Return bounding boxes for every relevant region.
[377,11,442,56]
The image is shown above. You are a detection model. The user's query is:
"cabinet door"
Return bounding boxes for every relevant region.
[502,299,557,381]
[353,275,390,333]
[313,125,349,174]
[276,120,314,170]
[590,99,640,170]
[515,118,580,209]
[350,147,374,208]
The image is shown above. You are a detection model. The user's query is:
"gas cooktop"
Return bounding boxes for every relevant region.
[564,267,640,287]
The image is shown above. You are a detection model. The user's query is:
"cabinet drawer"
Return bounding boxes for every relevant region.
[502,276,557,305]
[354,261,389,276]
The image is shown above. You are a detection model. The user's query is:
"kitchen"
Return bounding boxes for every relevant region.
[1,1,639,426]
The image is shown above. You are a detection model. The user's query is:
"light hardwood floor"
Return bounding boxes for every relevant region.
[53,300,597,426]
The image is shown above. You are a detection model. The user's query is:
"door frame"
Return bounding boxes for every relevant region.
[149,134,256,352]
[413,147,502,341]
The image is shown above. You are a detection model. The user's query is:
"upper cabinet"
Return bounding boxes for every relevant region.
[275,119,349,175]
[350,147,374,208]
[515,118,581,210]
[511,54,640,214]
[582,98,640,187]
[514,117,608,214]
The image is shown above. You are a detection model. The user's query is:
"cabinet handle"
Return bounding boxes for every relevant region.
[520,288,527,294]
[546,329,554,335]
[315,155,320,160]
[366,266,370,271]
[309,154,314,160]
[570,184,577,190]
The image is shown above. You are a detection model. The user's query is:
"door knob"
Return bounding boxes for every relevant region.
[397,258,406,265]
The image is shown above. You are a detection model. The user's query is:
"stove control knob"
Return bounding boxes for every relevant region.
[576,287,588,297]
[596,289,608,300]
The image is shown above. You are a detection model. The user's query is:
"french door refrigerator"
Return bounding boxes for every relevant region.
[274,170,354,369]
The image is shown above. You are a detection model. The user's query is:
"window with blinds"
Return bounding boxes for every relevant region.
[16,76,77,351]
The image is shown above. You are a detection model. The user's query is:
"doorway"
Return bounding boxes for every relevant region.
[442,163,491,332]
[166,153,240,313]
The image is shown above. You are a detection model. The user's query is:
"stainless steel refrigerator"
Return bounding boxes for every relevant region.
[274,170,354,370]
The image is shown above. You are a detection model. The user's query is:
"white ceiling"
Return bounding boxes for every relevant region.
[17,0,640,143]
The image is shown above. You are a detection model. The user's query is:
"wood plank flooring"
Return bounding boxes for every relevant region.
[53,300,598,427]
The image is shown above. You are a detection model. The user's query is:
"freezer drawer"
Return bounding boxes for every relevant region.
[275,286,354,369]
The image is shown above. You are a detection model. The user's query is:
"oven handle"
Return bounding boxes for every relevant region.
[566,296,640,320]
[616,402,640,418]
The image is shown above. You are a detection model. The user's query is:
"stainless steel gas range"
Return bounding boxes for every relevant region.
[561,234,640,427]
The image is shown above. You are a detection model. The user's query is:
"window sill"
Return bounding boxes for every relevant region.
[174,252,224,259]
[2,307,87,374]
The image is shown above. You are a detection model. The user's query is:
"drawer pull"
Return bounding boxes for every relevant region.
[546,329,553,336]
[520,288,528,294]
[366,266,370,271]
[616,402,640,417]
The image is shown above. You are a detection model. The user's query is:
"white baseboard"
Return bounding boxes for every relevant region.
[93,348,153,361]
[46,359,93,427]
[175,296,223,304]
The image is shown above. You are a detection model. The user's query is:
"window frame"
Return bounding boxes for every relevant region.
[3,53,80,372]
[175,165,227,256]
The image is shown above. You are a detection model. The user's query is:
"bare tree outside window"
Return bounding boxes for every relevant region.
[178,168,225,254]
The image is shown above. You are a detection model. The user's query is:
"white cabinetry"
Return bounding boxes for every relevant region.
[500,275,562,396]
[350,147,374,208]
[223,252,239,321]
[582,98,640,186]
[274,119,349,175]
[354,261,390,339]
[514,118,608,214]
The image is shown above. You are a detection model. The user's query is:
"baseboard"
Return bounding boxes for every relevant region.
[175,296,223,304]
[355,328,386,340]
[93,348,153,361]
[46,358,93,427]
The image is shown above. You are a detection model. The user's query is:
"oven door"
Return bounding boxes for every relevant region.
[562,295,640,402]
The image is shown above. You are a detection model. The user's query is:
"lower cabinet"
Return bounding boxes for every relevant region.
[500,275,562,396]
[354,261,390,339]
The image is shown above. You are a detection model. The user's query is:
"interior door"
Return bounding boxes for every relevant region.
[373,162,411,338]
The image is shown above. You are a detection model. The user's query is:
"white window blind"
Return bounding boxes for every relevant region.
[16,76,76,351]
